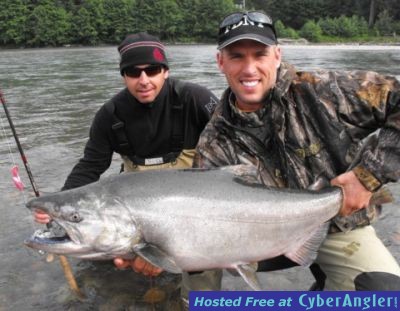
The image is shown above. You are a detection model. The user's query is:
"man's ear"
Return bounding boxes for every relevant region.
[216,52,225,74]
[163,68,169,79]
[122,74,128,85]
[274,45,282,68]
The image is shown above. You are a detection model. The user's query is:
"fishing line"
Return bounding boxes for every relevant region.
[0,89,86,300]
[0,103,28,202]
[0,110,16,163]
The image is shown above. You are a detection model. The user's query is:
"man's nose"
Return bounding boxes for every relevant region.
[138,71,150,84]
[242,58,257,75]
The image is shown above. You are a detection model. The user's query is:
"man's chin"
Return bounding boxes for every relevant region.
[137,95,156,104]
[236,95,265,108]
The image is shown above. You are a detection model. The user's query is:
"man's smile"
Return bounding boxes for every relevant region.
[241,80,260,88]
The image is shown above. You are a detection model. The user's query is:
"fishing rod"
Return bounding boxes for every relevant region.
[0,90,40,197]
[0,89,85,300]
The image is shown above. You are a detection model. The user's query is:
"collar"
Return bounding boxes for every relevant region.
[227,92,268,127]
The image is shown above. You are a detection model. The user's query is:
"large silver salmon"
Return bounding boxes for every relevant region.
[25,166,346,290]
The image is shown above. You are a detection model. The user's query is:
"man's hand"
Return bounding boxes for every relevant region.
[331,171,373,216]
[114,257,163,276]
[34,209,52,224]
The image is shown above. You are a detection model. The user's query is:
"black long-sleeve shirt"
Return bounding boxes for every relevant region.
[62,78,218,190]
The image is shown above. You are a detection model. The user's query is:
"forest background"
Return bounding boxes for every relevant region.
[1,0,400,47]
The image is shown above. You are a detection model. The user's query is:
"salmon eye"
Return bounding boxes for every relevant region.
[70,212,82,223]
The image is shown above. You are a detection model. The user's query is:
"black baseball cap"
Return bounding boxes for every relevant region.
[218,11,278,49]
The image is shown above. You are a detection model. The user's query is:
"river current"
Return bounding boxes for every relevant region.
[0,45,399,310]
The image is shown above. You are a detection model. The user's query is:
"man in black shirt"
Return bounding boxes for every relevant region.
[34,32,219,278]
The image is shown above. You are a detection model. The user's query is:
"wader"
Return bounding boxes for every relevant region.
[255,225,400,291]
[315,225,400,290]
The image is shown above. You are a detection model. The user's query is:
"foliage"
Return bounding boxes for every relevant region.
[193,0,235,40]
[318,15,368,38]
[0,0,399,47]
[300,20,322,42]
[274,20,299,39]
[134,0,183,41]
[102,0,136,43]
[26,2,71,46]
[375,10,394,36]
[0,0,29,45]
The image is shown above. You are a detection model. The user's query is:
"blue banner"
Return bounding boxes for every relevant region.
[189,291,399,311]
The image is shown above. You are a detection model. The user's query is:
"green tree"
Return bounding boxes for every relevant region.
[176,0,197,40]
[71,7,98,44]
[102,0,135,43]
[133,0,183,41]
[319,15,368,37]
[194,0,235,40]
[153,0,183,40]
[274,20,299,38]
[68,0,106,44]
[300,20,322,42]
[0,0,29,45]
[375,10,395,35]
[336,15,361,37]
[26,1,71,46]
[264,0,328,29]
[318,17,338,36]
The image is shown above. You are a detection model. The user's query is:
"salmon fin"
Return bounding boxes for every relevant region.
[235,263,262,291]
[285,222,329,266]
[224,165,263,187]
[133,243,182,273]
[370,186,393,206]
[307,175,331,191]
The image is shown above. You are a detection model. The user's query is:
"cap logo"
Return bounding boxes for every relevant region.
[119,41,165,56]
[224,16,265,34]
[153,48,164,62]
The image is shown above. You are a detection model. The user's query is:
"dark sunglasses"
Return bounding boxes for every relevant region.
[124,65,163,78]
[220,11,273,29]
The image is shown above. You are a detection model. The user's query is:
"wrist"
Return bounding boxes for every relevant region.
[352,165,382,192]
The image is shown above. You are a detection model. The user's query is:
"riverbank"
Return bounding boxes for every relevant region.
[279,37,400,45]
[2,36,400,50]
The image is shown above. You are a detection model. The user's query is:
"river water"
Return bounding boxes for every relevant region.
[0,45,399,310]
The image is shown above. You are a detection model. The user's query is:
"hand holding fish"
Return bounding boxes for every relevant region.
[114,257,163,276]
[34,209,52,224]
[331,171,373,217]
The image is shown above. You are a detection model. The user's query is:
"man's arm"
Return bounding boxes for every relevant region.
[34,106,114,223]
[62,105,114,190]
[342,72,400,186]
[333,72,400,215]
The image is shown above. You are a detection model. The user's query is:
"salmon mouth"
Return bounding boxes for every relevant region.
[27,229,70,245]
[24,223,72,247]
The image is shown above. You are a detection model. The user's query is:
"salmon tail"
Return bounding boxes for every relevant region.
[370,187,394,206]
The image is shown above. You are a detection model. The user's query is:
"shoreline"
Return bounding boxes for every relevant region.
[2,38,400,50]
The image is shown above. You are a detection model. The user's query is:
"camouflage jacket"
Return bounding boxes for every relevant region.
[194,62,400,232]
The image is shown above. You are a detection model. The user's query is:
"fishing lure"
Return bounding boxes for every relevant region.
[11,165,24,191]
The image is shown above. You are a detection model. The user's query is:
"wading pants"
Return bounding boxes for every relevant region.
[315,225,400,290]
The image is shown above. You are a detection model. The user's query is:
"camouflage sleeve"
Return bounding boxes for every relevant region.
[193,122,236,169]
[335,71,400,190]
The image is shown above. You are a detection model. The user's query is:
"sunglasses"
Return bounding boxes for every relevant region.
[124,65,163,78]
[220,11,273,30]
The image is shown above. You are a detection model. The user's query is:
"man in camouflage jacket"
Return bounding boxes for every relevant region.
[193,11,400,290]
